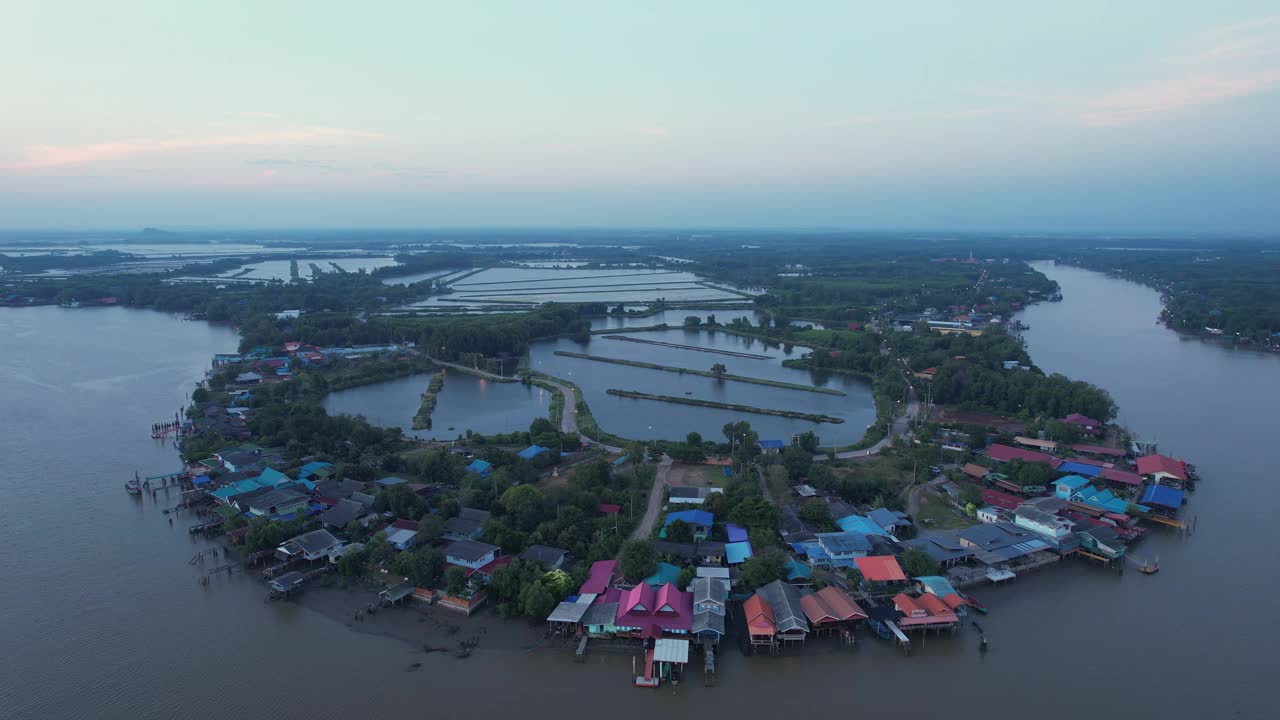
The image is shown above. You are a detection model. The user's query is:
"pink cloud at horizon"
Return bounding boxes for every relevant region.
[3,126,385,170]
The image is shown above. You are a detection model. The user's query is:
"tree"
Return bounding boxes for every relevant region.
[686,431,703,447]
[665,518,694,543]
[444,566,468,597]
[781,445,812,482]
[796,431,820,454]
[500,484,545,532]
[336,547,369,577]
[393,547,444,587]
[529,417,556,437]
[797,501,838,532]
[619,539,657,581]
[519,579,557,620]
[710,363,728,376]
[959,483,984,507]
[737,549,789,591]
[676,566,697,590]
[683,316,702,328]
[543,569,574,598]
[901,547,939,577]
[728,496,780,533]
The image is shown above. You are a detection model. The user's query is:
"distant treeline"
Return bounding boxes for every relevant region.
[1059,243,1280,341]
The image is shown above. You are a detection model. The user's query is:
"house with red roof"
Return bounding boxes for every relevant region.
[1137,454,1190,486]
[1100,467,1144,487]
[578,560,618,595]
[914,367,938,380]
[1072,443,1127,459]
[1062,413,1103,436]
[854,555,907,584]
[744,594,777,650]
[613,582,693,638]
[985,443,1062,467]
[893,593,959,629]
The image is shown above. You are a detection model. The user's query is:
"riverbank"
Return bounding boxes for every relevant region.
[606,389,845,423]
[554,350,845,395]
[299,584,543,655]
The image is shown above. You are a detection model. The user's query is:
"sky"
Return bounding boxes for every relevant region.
[1,1,1278,233]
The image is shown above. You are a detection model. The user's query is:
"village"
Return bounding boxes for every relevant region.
[133,330,1201,691]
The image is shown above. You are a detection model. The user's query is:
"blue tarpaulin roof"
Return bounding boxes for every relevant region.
[725,541,753,565]
[759,439,785,449]
[722,466,734,477]
[725,523,748,542]
[191,475,210,485]
[466,459,492,475]
[665,509,714,527]
[1057,461,1102,477]
[1141,484,1184,509]
[517,445,550,460]
[612,455,629,467]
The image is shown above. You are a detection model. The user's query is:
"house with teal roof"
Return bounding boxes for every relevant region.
[645,562,683,587]
[298,461,336,481]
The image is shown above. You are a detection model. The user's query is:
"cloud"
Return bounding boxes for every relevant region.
[1080,70,1280,126]
[625,126,668,137]
[817,107,1012,129]
[4,126,384,169]
[246,158,351,172]
[977,14,1280,127]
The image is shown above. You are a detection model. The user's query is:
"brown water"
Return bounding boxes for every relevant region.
[2,264,1278,719]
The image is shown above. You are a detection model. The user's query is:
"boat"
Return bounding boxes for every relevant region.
[960,592,988,614]
[125,471,142,495]
[1133,555,1159,574]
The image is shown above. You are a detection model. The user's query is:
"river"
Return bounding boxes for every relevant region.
[2,263,1277,719]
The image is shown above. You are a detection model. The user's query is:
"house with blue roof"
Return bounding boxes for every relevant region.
[376,476,407,488]
[814,531,872,568]
[465,459,492,478]
[785,558,812,584]
[758,439,785,454]
[1053,474,1093,499]
[725,541,754,565]
[837,514,894,539]
[663,510,714,540]
[254,468,291,488]
[1140,484,1184,512]
[725,522,749,543]
[1056,461,1102,477]
[644,562,683,587]
[298,461,336,481]
[1057,475,1148,515]
[868,507,912,534]
[517,445,550,461]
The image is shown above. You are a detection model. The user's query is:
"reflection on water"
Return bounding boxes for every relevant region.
[324,370,550,439]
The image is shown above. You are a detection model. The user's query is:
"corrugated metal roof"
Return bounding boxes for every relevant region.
[547,601,590,623]
[652,638,690,664]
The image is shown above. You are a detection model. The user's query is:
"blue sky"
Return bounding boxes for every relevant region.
[1,1,1278,232]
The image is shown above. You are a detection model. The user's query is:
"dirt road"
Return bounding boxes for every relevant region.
[628,455,671,542]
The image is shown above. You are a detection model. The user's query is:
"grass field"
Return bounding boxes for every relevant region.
[914,494,977,530]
